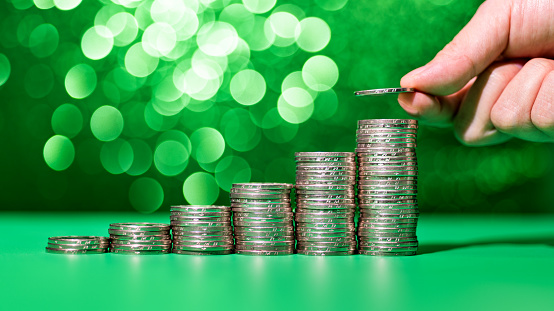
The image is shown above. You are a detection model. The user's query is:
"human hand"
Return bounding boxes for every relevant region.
[398,0,554,145]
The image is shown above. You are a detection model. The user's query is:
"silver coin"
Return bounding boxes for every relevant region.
[359,250,416,256]
[361,236,418,242]
[231,208,292,214]
[295,157,356,163]
[358,175,417,181]
[109,223,170,231]
[235,250,293,256]
[108,229,170,236]
[297,246,356,252]
[357,133,417,139]
[295,184,354,191]
[45,248,108,254]
[48,236,109,244]
[295,152,355,158]
[232,183,293,190]
[234,211,292,218]
[229,193,290,200]
[171,205,229,211]
[174,234,232,240]
[358,119,418,125]
[357,138,417,145]
[296,190,355,196]
[295,203,356,210]
[297,250,356,256]
[234,221,293,227]
[235,235,294,241]
[360,161,418,167]
[295,211,355,218]
[358,189,418,195]
[172,249,233,255]
[357,228,417,234]
[230,198,291,204]
[358,184,417,191]
[233,216,294,222]
[235,245,294,251]
[358,157,418,164]
[172,245,233,252]
[354,88,415,96]
[111,239,172,245]
[112,244,171,251]
[231,203,292,209]
[296,161,357,167]
[47,243,108,250]
[356,148,416,154]
[360,217,418,223]
[173,240,234,247]
[296,171,357,177]
[357,231,416,238]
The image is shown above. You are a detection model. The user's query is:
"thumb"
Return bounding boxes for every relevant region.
[401,0,511,96]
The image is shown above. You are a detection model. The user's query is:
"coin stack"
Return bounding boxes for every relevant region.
[46,236,109,254]
[356,119,419,256]
[231,183,295,256]
[295,152,357,256]
[109,223,172,254]
[170,205,234,255]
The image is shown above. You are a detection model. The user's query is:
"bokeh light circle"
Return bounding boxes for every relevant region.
[154,140,189,176]
[125,139,152,176]
[29,23,59,58]
[295,17,331,52]
[65,64,97,99]
[90,105,124,142]
[242,0,276,14]
[100,139,134,174]
[43,135,75,171]
[314,0,348,11]
[183,172,219,205]
[54,0,81,10]
[51,103,83,138]
[125,42,159,77]
[302,55,339,91]
[268,12,298,39]
[277,87,314,124]
[106,12,139,47]
[34,0,55,9]
[81,25,114,60]
[129,177,164,213]
[196,21,238,57]
[230,69,266,106]
[0,54,11,87]
[215,156,252,191]
[142,22,176,57]
[190,127,225,164]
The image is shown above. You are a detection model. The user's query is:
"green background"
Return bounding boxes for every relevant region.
[0,0,553,214]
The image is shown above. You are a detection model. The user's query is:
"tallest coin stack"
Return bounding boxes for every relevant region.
[356,119,419,256]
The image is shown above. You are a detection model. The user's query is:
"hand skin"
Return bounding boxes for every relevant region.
[398,0,554,145]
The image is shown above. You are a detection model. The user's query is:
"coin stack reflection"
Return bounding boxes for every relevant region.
[356,119,419,256]
[170,205,234,255]
[295,152,357,255]
[46,236,109,254]
[109,223,172,254]
[231,183,295,256]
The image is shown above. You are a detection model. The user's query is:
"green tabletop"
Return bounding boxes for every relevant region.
[1,212,553,311]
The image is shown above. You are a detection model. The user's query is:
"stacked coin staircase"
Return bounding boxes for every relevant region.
[46,119,419,256]
[294,152,357,255]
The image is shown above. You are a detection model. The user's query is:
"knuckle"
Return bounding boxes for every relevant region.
[490,100,522,131]
[525,58,554,72]
[531,101,554,130]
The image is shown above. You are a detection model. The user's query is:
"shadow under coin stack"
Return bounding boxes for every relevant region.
[109,223,172,254]
[231,183,295,256]
[170,205,234,255]
[295,152,357,256]
[356,119,419,256]
[46,236,109,254]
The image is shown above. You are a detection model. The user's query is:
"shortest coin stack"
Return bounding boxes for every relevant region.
[170,205,234,255]
[109,223,172,255]
[46,236,109,254]
[231,183,295,256]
